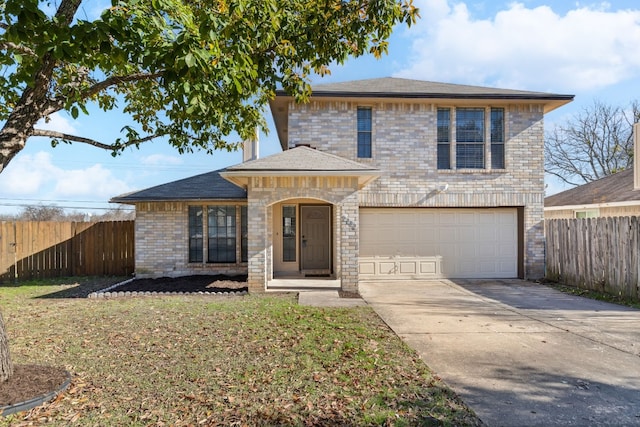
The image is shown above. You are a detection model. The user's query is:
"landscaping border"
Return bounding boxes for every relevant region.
[0,370,71,417]
[87,278,248,298]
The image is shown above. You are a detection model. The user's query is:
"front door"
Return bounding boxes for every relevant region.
[301,205,331,272]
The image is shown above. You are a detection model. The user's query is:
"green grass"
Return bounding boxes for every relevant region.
[0,278,481,426]
[544,280,640,310]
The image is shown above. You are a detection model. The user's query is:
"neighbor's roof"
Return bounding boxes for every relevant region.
[221,146,379,188]
[545,168,640,208]
[110,169,246,204]
[270,77,574,149]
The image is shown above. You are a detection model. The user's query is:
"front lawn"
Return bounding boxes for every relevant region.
[0,278,481,426]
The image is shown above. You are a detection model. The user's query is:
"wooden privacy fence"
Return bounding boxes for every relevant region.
[545,217,639,300]
[0,221,134,282]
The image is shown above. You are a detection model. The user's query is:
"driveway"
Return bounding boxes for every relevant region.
[359,279,640,427]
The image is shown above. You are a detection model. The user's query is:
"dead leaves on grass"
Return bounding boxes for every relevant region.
[1,295,481,426]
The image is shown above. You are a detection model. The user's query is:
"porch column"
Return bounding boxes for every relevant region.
[247,197,267,293]
[340,192,360,293]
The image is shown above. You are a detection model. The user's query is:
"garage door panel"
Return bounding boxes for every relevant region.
[360,208,518,279]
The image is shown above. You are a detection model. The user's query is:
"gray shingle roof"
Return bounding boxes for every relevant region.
[224,146,378,172]
[270,77,574,150]
[306,77,573,100]
[110,169,246,203]
[545,168,640,207]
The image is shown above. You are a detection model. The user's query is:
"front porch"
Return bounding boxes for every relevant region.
[220,146,380,294]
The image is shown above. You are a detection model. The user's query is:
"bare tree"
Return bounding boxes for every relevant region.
[545,100,640,186]
[18,204,65,221]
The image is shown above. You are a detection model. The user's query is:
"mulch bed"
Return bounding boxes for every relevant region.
[111,274,248,294]
[0,365,68,409]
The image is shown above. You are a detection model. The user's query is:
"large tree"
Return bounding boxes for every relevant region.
[0,0,418,382]
[545,100,640,186]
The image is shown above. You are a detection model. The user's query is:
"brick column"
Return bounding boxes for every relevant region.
[247,198,267,293]
[339,192,360,293]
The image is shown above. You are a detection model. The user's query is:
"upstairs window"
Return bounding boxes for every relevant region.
[357,107,372,158]
[490,108,505,169]
[437,108,451,169]
[456,108,485,169]
[437,107,506,171]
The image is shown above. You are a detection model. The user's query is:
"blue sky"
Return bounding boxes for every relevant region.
[2,0,640,215]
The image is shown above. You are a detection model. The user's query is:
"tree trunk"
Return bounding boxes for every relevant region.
[0,311,13,383]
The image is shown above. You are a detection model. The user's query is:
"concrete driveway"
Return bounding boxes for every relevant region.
[359,279,640,427]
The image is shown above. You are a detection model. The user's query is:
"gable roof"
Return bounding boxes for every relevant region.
[225,145,377,172]
[110,169,246,204]
[544,168,640,209]
[221,146,379,188]
[270,77,574,149]
[307,77,572,100]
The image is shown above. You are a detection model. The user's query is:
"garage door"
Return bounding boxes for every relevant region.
[359,208,518,279]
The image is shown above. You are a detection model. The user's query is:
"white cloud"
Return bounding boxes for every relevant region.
[35,112,78,134]
[54,164,130,198]
[1,152,59,194]
[397,1,640,92]
[0,151,131,200]
[140,154,184,166]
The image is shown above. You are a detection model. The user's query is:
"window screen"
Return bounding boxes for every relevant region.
[491,108,505,169]
[456,108,484,169]
[188,206,203,263]
[208,206,236,263]
[437,108,451,169]
[357,107,372,158]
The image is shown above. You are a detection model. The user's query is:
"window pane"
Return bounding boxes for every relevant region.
[491,108,504,143]
[357,107,372,158]
[456,144,485,169]
[437,108,450,142]
[241,206,248,263]
[282,205,296,262]
[208,206,236,263]
[357,132,372,158]
[456,108,484,143]
[188,206,203,263]
[491,143,505,169]
[437,144,450,169]
[357,107,372,131]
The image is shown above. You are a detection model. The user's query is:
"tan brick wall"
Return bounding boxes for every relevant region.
[288,100,547,279]
[134,202,247,278]
[245,176,360,292]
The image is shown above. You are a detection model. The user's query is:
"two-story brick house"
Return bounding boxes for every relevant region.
[112,77,573,293]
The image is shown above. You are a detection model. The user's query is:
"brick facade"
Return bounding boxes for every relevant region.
[288,100,547,279]
[134,202,247,278]
[245,176,360,292]
[131,95,552,286]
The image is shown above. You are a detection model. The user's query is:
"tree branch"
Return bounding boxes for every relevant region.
[32,128,161,150]
[45,71,164,115]
[81,72,164,99]
[0,42,36,56]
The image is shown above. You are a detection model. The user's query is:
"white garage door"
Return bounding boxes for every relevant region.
[359,208,518,279]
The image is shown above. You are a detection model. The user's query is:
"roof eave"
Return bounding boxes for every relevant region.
[109,197,247,204]
[220,170,381,189]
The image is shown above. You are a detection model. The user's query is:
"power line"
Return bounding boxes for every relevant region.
[0,202,134,211]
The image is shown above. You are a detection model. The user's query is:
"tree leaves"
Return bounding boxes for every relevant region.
[0,0,419,172]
